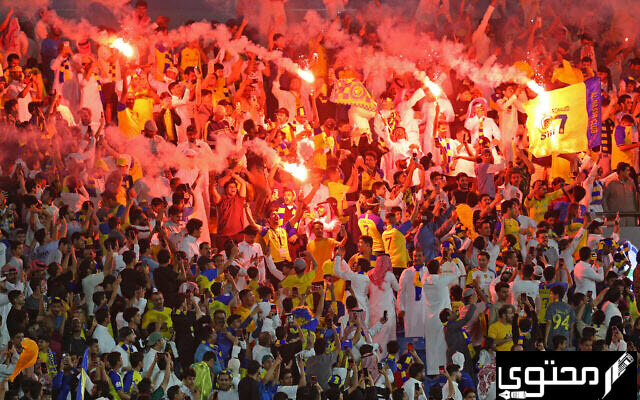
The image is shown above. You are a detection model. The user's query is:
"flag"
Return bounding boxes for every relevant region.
[524,77,602,158]
[9,338,38,382]
[196,268,219,292]
[76,347,89,400]
[330,78,377,112]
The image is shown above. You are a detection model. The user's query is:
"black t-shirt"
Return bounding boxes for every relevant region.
[452,189,479,207]
[119,267,145,299]
[238,376,260,400]
[153,266,180,307]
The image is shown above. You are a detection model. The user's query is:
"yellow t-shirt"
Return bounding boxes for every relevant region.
[231,304,256,332]
[382,226,409,268]
[612,125,634,169]
[282,270,315,308]
[358,214,384,253]
[308,238,338,282]
[321,260,346,302]
[360,170,380,191]
[262,227,291,263]
[117,106,143,138]
[327,181,350,214]
[180,47,201,71]
[488,321,513,351]
[141,307,174,339]
[524,189,564,223]
[133,96,154,127]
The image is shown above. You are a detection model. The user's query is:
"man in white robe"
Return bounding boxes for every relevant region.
[422,258,459,376]
[334,250,371,328]
[397,248,428,338]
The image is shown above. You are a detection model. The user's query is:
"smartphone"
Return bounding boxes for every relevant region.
[414,382,421,393]
[407,342,414,351]
[378,362,384,370]
[439,365,445,375]
[520,293,527,303]
[345,280,352,291]
[270,304,277,313]
[587,291,593,300]
[362,368,369,377]
[287,314,294,324]
[383,310,388,320]
[311,376,317,385]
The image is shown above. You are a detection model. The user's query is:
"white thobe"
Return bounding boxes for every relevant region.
[334,256,371,327]
[397,265,427,337]
[422,271,458,375]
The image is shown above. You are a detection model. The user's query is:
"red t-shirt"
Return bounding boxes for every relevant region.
[217,195,246,236]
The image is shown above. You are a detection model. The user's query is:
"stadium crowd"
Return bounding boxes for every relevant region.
[0,0,639,399]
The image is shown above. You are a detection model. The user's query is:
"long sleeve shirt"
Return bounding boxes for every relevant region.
[573,261,604,295]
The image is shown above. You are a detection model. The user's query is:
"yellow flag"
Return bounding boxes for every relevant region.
[524,77,601,158]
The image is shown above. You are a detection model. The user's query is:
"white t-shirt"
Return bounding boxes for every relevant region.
[511,278,540,304]
[82,272,104,316]
[442,380,463,400]
[277,385,298,400]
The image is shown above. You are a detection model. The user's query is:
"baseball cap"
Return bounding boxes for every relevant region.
[293,258,306,271]
[116,157,129,167]
[462,288,475,298]
[147,331,163,347]
[452,352,465,369]
[533,265,544,279]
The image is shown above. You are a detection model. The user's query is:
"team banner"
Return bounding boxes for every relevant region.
[330,78,378,112]
[524,77,602,157]
[497,351,636,399]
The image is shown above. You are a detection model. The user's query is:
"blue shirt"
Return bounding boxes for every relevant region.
[414,222,439,261]
[259,381,279,400]
[194,343,224,375]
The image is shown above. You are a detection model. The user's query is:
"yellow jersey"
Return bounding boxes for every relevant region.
[358,213,385,253]
[382,223,411,268]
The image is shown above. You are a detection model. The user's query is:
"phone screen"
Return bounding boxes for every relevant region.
[407,342,414,351]
[439,366,445,375]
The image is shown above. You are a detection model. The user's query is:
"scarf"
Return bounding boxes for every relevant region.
[58,57,72,84]
[412,265,423,301]
[438,137,454,174]
[201,341,222,360]
[91,72,104,103]
[368,254,392,289]
[397,355,413,382]
[461,328,476,358]
[120,342,132,355]
[108,61,117,80]
[43,349,57,377]
[591,180,603,205]
[443,321,476,358]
